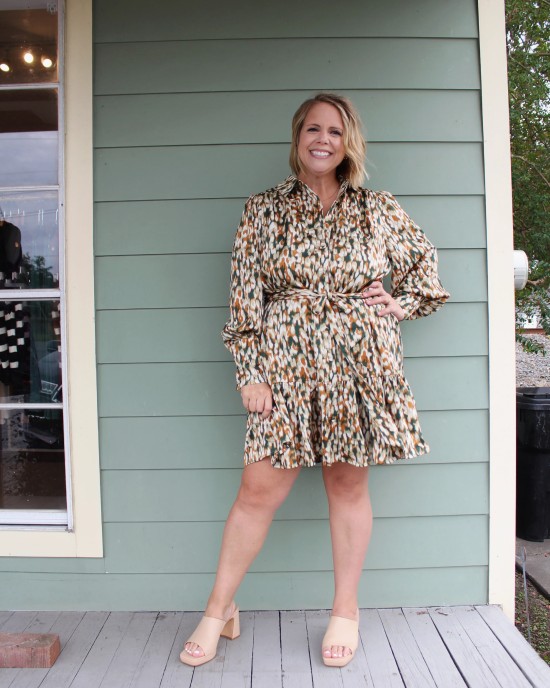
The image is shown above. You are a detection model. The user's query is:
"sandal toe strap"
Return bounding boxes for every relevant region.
[322,616,359,652]
[186,615,228,652]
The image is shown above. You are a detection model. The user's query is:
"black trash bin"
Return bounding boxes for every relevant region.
[516,387,550,542]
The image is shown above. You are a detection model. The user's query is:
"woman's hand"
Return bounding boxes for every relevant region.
[361,280,405,322]
[240,382,274,419]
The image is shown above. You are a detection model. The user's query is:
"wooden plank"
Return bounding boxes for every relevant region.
[451,606,531,688]
[94,143,484,202]
[98,409,488,471]
[102,516,487,574]
[250,611,281,688]
[69,612,133,688]
[95,248,482,311]
[101,463,488,523]
[97,357,488,419]
[38,612,108,688]
[427,607,501,688]
[401,608,466,687]
[280,611,313,688]
[129,612,183,688]
[475,604,550,688]
[94,0,478,42]
[7,612,85,688]
[95,39,479,96]
[218,609,253,687]
[0,613,14,630]
[98,612,158,688]
[94,90,482,148]
[93,195,486,257]
[158,611,198,688]
[95,303,487,365]
[377,608,437,687]
[359,609,404,686]
[0,569,488,614]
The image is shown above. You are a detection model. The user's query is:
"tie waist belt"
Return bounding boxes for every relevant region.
[265,287,365,315]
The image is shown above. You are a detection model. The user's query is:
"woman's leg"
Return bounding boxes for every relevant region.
[321,461,372,659]
[184,456,302,657]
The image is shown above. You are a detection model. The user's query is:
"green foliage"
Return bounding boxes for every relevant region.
[506,0,550,339]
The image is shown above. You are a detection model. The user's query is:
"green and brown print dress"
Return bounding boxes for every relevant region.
[221,175,450,469]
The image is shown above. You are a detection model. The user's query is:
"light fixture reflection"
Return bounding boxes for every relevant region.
[23,50,34,64]
[41,55,53,68]
[0,62,10,72]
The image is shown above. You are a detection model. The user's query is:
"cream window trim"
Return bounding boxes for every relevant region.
[478,0,516,620]
[0,0,102,557]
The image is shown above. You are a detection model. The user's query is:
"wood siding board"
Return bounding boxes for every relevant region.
[95,303,487,364]
[100,516,487,574]
[93,196,486,257]
[94,143,484,202]
[0,568,487,612]
[94,0,479,43]
[94,249,484,310]
[94,39,480,96]
[99,464,488,523]
[98,409,489,471]
[94,90,482,148]
[96,357,488,418]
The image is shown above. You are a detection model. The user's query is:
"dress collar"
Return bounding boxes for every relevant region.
[275,174,350,197]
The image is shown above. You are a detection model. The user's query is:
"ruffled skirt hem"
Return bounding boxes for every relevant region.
[242,374,430,470]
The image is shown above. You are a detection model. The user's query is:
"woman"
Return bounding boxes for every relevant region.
[180,92,450,668]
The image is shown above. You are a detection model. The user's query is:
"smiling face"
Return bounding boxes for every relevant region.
[296,102,347,184]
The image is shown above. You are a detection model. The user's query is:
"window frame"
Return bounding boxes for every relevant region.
[0,0,102,556]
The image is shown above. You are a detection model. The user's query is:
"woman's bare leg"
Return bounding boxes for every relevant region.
[321,461,372,660]
[184,456,301,658]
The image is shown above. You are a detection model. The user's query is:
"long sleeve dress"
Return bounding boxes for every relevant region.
[221,175,450,469]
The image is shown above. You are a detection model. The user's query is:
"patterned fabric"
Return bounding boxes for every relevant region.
[221,175,450,469]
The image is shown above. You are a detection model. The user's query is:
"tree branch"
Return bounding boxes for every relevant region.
[511,154,550,189]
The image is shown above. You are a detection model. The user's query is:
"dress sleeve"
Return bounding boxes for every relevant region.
[221,195,267,390]
[379,190,450,320]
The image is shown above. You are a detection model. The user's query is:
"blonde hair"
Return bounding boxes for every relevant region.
[289,92,367,189]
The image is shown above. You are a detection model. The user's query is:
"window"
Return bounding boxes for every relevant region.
[0,0,69,527]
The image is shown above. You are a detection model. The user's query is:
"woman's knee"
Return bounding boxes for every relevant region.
[237,457,298,512]
[323,463,369,501]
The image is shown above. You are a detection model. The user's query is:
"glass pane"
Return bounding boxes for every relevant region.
[0,89,58,133]
[0,408,65,511]
[0,190,60,288]
[0,3,58,84]
[0,299,62,404]
[0,130,58,187]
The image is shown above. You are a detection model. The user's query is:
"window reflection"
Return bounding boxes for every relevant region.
[0,300,62,404]
[0,191,60,288]
[0,408,65,510]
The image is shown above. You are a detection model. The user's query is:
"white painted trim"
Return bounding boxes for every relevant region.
[0,0,103,557]
[478,0,516,620]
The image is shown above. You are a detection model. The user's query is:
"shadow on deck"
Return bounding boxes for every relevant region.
[0,605,549,687]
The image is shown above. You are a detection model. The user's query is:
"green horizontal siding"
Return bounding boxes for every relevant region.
[93,195,486,256]
[94,249,484,310]
[97,357,488,418]
[100,463,488,523]
[103,516,487,573]
[94,90,482,147]
[94,0,478,42]
[94,39,479,95]
[96,303,487,364]
[94,142,484,201]
[99,409,489,471]
[0,567,488,611]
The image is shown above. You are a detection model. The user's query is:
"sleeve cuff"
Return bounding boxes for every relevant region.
[236,366,267,391]
[392,293,422,320]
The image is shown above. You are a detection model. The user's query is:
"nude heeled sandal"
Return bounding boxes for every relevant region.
[179,605,240,667]
[321,610,359,667]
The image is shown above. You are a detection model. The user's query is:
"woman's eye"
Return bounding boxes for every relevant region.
[331,130,342,136]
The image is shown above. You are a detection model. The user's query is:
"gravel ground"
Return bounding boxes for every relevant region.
[516,333,550,388]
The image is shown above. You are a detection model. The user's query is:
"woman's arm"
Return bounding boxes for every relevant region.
[379,191,450,319]
[221,195,267,390]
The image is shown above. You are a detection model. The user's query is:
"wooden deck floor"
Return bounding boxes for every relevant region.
[0,605,549,687]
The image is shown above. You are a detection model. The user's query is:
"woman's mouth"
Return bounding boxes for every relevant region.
[309,150,331,158]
